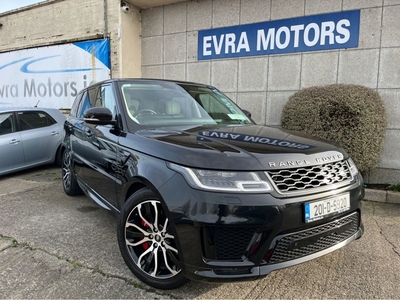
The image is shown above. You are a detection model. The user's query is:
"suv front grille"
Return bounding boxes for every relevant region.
[266,160,352,194]
[267,212,359,264]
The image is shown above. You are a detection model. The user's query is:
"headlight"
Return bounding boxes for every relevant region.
[168,163,272,193]
[347,158,359,177]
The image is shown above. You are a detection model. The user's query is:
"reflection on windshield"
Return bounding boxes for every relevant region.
[120,82,252,126]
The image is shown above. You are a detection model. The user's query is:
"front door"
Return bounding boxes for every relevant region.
[81,84,120,208]
[0,112,25,174]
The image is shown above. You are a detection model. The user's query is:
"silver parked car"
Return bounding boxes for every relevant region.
[0,107,66,176]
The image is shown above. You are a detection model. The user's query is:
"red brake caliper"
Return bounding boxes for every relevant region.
[141,220,150,250]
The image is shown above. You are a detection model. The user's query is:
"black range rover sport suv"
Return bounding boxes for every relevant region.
[61,78,364,289]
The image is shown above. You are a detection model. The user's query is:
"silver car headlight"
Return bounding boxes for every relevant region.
[347,158,359,177]
[168,163,272,193]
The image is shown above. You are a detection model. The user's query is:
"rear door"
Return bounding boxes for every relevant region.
[17,110,62,166]
[0,112,25,174]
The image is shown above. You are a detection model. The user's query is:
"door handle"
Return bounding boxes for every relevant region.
[9,139,20,144]
[51,131,59,136]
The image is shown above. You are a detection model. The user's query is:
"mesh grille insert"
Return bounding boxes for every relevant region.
[266,160,352,194]
[268,212,359,264]
[214,227,256,260]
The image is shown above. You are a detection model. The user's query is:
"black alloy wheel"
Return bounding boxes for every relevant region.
[117,188,188,290]
[62,149,82,196]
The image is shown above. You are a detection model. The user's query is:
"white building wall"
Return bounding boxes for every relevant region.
[141,0,400,184]
[0,0,106,49]
[0,0,141,79]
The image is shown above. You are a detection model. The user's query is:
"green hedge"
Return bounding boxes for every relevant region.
[281,84,386,174]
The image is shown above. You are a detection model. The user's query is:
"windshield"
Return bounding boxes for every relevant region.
[120,82,252,126]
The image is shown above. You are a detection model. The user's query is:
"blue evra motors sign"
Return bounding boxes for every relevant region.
[198,10,360,60]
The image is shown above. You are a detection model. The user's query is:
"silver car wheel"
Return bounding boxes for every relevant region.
[62,150,72,191]
[124,199,181,279]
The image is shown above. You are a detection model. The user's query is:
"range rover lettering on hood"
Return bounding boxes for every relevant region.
[198,130,315,150]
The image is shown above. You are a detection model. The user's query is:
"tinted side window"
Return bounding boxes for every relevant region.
[88,87,99,107]
[0,113,15,136]
[76,87,99,119]
[77,91,90,118]
[97,85,116,117]
[18,111,56,131]
[70,93,83,117]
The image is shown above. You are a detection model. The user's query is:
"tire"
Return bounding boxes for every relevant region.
[61,149,82,196]
[117,188,189,290]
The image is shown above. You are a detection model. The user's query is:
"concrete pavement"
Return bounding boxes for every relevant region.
[0,166,399,299]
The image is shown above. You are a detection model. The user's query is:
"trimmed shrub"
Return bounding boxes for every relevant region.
[281,84,386,174]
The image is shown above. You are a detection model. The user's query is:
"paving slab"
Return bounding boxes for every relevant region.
[0,246,171,299]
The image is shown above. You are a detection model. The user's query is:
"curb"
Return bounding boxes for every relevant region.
[364,188,400,205]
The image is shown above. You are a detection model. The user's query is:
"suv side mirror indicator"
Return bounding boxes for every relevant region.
[84,107,116,125]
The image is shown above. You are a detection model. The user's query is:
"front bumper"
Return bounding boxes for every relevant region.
[191,212,363,281]
[158,173,364,282]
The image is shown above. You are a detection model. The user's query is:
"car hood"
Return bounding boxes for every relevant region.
[123,124,348,170]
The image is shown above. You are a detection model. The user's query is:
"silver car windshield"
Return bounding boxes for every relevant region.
[120,82,252,126]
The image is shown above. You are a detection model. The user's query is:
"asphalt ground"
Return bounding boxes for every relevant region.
[0,165,399,299]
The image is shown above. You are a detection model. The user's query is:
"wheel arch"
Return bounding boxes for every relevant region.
[59,141,69,158]
[54,144,64,166]
[118,156,177,209]
[122,176,165,205]
[124,180,147,202]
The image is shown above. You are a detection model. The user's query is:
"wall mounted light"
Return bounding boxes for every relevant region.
[121,1,130,12]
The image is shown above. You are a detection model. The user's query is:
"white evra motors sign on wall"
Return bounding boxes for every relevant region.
[0,39,110,109]
[198,10,360,60]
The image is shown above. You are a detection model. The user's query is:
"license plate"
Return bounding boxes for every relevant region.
[304,193,350,223]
